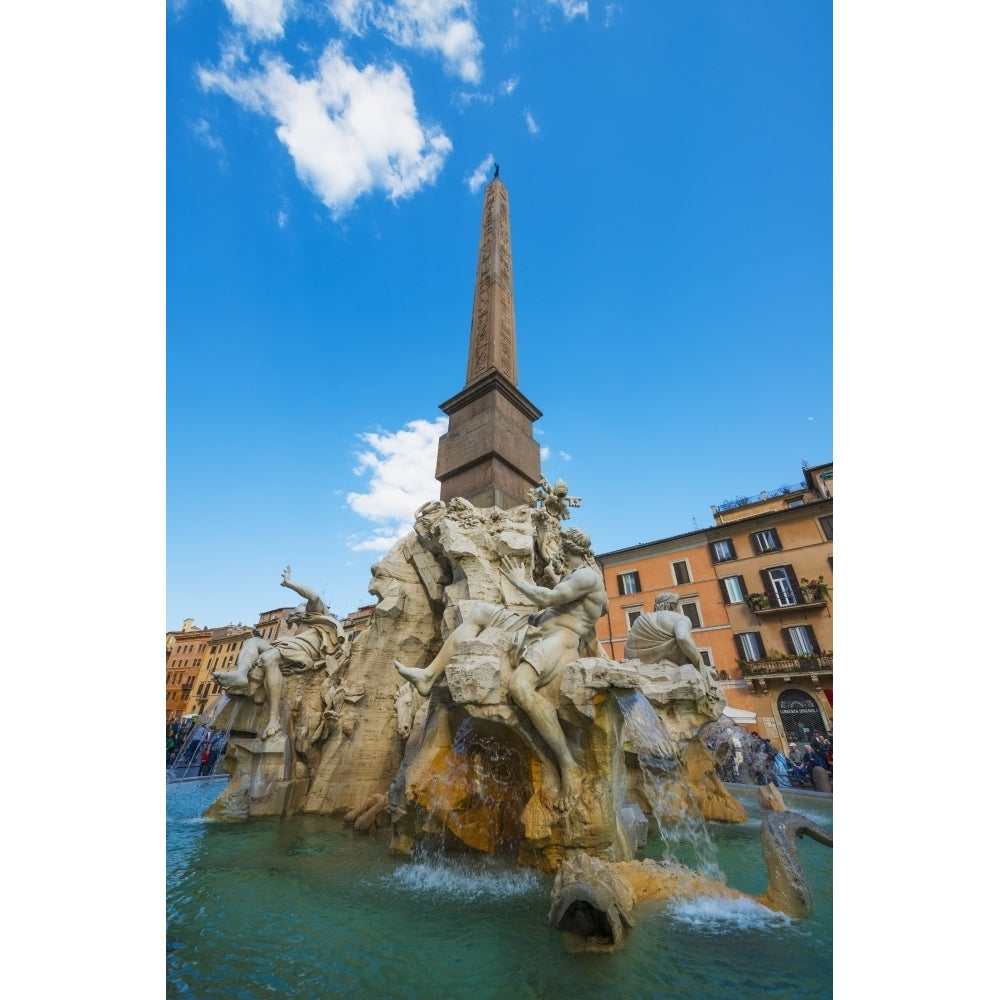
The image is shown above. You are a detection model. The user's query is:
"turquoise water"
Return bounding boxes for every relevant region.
[167,780,831,999]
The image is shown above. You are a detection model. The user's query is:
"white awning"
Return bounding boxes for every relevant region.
[723,706,757,724]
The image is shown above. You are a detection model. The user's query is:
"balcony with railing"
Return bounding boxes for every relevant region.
[715,481,807,514]
[745,582,828,615]
[739,653,833,677]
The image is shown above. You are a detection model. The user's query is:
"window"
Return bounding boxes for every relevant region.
[699,649,715,669]
[680,599,702,629]
[764,565,798,607]
[735,631,765,661]
[783,624,819,657]
[671,560,691,585]
[818,515,833,540]
[618,571,641,595]
[710,538,735,562]
[719,575,747,604]
[750,528,782,554]
[625,608,644,629]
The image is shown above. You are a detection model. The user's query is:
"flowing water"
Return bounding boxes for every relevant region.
[167,780,832,999]
[614,690,722,879]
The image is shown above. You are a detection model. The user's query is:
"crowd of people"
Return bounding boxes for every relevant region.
[716,728,833,790]
[166,719,228,776]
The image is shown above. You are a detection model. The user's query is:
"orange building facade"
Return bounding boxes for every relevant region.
[165,619,210,722]
[596,462,833,753]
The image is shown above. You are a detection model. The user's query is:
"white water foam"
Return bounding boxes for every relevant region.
[380,860,542,900]
[665,894,792,933]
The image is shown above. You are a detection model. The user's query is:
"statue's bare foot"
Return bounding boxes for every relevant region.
[555,767,583,812]
[213,670,248,691]
[262,720,282,740]
[394,660,434,698]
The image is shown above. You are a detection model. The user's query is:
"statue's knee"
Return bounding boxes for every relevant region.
[509,669,532,706]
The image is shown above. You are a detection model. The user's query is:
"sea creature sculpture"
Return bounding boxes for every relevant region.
[549,809,832,952]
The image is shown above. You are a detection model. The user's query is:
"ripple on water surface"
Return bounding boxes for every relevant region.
[167,780,831,1000]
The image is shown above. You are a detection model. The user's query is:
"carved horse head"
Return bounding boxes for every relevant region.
[394,682,416,739]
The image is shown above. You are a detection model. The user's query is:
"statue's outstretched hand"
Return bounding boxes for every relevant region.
[500,556,527,586]
[281,565,292,587]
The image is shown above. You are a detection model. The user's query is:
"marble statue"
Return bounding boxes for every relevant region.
[214,566,346,739]
[500,527,607,810]
[526,476,581,585]
[624,592,715,680]
[396,526,607,810]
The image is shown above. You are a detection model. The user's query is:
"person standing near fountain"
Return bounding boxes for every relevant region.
[214,567,345,740]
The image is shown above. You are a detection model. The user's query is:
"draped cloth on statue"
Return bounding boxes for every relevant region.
[623,612,694,667]
[274,614,345,674]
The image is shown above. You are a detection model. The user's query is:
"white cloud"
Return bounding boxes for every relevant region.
[559,450,572,461]
[328,0,371,35]
[539,445,551,460]
[501,76,519,96]
[524,109,539,134]
[223,0,293,39]
[199,42,452,216]
[277,210,288,227]
[331,0,484,83]
[550,0,589,19]
[453,89,494,110]
[193,118,224,151]
[465,153,495,193]
[346,417,447,550]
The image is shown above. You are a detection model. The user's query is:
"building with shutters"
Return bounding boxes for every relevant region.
[595,462,832,752]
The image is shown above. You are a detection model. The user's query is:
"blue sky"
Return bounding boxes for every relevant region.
[166,0,832,630]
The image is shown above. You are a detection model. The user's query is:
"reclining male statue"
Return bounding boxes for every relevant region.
[624,591,718,682]
[214,566,345,739]
[394,527,608,811]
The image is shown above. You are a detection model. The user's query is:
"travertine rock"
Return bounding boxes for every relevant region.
[205,501,743,876]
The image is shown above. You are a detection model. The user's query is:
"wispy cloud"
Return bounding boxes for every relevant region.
[524,109,539,134]
[346,417,447,550]
[199,42,452,216]
[550,0,589,20]
[331,0,485,83]
[501,76,519,95]
[223,0,293,40]
[192,118,224,151]
[465,153,495,193]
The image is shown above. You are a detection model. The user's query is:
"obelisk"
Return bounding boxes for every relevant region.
[435,166,542,509]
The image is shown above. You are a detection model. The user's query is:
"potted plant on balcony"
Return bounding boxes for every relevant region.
[799,576,829,602]
[746,592,771,611]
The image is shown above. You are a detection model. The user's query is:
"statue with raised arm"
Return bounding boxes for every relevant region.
[394,527,608,810]
[214,567,346,739]
[502,527,608,809]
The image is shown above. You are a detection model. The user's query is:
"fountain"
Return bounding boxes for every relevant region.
[170,172,830,990]
[201,495,830,955]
